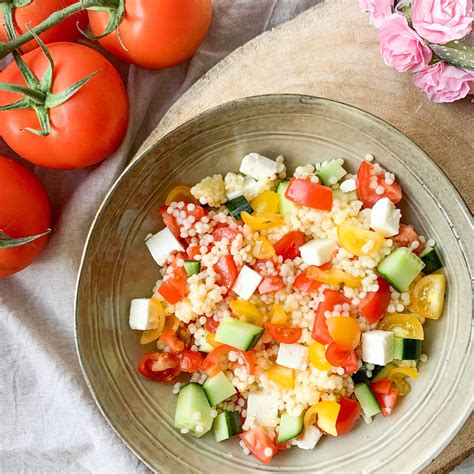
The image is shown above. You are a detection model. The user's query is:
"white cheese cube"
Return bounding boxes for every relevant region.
[276,343,307,370]
[231,265,262,300]
[246,392,279,427]
[370,197,401,237]
[240,153,278,180]
[145,227,184,266]
[129,298,160,330]
[361,330,394,366]
[299,239,337,266]
[340,178,357,193]
[290,426,322,450]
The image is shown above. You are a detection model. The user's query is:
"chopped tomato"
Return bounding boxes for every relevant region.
[138,352,181,383]
[371,379,393,395]
[356,161,402,208]
[372,384,398,417]
[325,342,359,374]
[358,277,391,324]
[312,289,351,345]
[273,231,306,260]
[186,245,202,260]
[294,268,323,293]
[204,317,220,333]
[285,178,333,211]
[177,349,204,373]
[160,206,182,241]
[159,329,185,352]
[264,323,302,344]
[214,255,238,292]
[239,426,277,464]
[212,225,240,242]
[392,224,425,255]
[336,397,361,436]
[202,344,255,377]
[158,277,187,304]
[258,275,285,294]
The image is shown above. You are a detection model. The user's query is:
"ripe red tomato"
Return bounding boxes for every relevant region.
[88,0,212,69]
[204,317,220,334]
[239,426,277,464]
[264,323,302,344]
[372,382,398,417]
[159,329,185,353]
[358,276,391,324]
[0,42,128,169]
[357,161,402,208]
[202,345,255,377]
[0,0,88,53]
[258,275,285,294]
[0,156,51,277]
[294,267,324,293]
[325,342,359,374]
[392,224,425,255]
[285,178,333,211]
[214,255,238,292]
[138,351,181,383]
[212,225,240,242]
[273,231,306,260]
[177,349,204,373]
[336,397,361,436]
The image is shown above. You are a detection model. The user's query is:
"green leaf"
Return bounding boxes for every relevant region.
[430,41,474,71]
[0,97,31,111]
[0,229,51,249]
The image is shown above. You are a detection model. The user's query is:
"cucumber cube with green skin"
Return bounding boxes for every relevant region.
[419,247,443,275]
[214,317,264,351]
[354,383,381,418]
[203,371,236,406]
[278,413,304,443]
[317,159,347,186]
[225,195,253,221]
[277,180,299,216]
[184,260,201,275]
[393,337,421,360]
[213,411,243,442]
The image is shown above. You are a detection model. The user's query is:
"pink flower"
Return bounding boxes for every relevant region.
[411,0,473,44]
[413,61,474,102]
[379,14,433,72]
[359,0,395,28]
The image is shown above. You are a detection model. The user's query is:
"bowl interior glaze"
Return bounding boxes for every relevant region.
[75,95,473,473]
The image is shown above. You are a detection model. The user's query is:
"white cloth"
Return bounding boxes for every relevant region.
[0,1,320,472]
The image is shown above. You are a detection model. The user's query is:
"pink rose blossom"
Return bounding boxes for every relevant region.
[413,61,474,102]
[411,0,473,44]
[359,0,395,28]
[379,14,433,72]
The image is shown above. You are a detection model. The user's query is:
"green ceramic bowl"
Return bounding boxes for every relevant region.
[75,95,473,473]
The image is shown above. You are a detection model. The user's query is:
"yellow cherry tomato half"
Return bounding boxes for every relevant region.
[304,401,340,436]
[389,367,419,397]
[163,314,180,333]
[378,313,424,340]
[308,342,331,371]
[411,274,446,320]
[270,304,288,325]
[252,235,276,259]
[337,224,384,257]
[251,191,280,214]
[307,267,363,288]
[241,212,284,230]
[326,317,361,350]
[140,328,162,345]
[229,299,264,326]
[165,185,198,205]
[267,364,294,389]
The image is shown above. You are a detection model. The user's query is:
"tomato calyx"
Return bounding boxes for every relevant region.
[77,0,125,43]
[0,228,51,249]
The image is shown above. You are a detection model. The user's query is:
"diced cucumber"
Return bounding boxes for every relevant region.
[277,179,298,216]
[214,317,264,351]
[184,260,201,275]
[203,371,236,406]
[354,383,381,418]
[419,247,443,275]
[198,330,214,353]
[213,411,243,442]
[393,337,421,360]
[174,383,213,437]
[317,159,347,186]
[377,247,425,292]
[225,195,253,221]
[277,413,304,443]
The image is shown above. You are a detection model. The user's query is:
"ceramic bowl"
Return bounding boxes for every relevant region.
[75,95,473,473]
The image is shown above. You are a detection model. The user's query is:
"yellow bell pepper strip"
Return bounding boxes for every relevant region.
[308,342,331,371]
[267,364,295,389]
[304,401,340,436]
[270,304,288,324]
[241,211,284,230]
[229,299,264,326]
[252,235,276,259]
[337,224,384,257]
[306,266,363,288]
[411,274,446,320]
[378,313,424,340]
[251,190,280,214]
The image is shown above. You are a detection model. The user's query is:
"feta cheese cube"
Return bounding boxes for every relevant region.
[145,227,184,266]
[240,153,279,180]
[290,426,323,450]
[246,392,278,427]
[276,343,308,370]
[370,197,401,237]
[232,265,262,300]
[340,178,357,193]
[299,239,337,266]
[129,298,160,330]
[361,330,394,366]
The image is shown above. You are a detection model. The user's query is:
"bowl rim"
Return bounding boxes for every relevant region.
[74,93,473,473]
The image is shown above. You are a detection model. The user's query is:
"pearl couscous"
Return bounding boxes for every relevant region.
[130,152,446,464]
